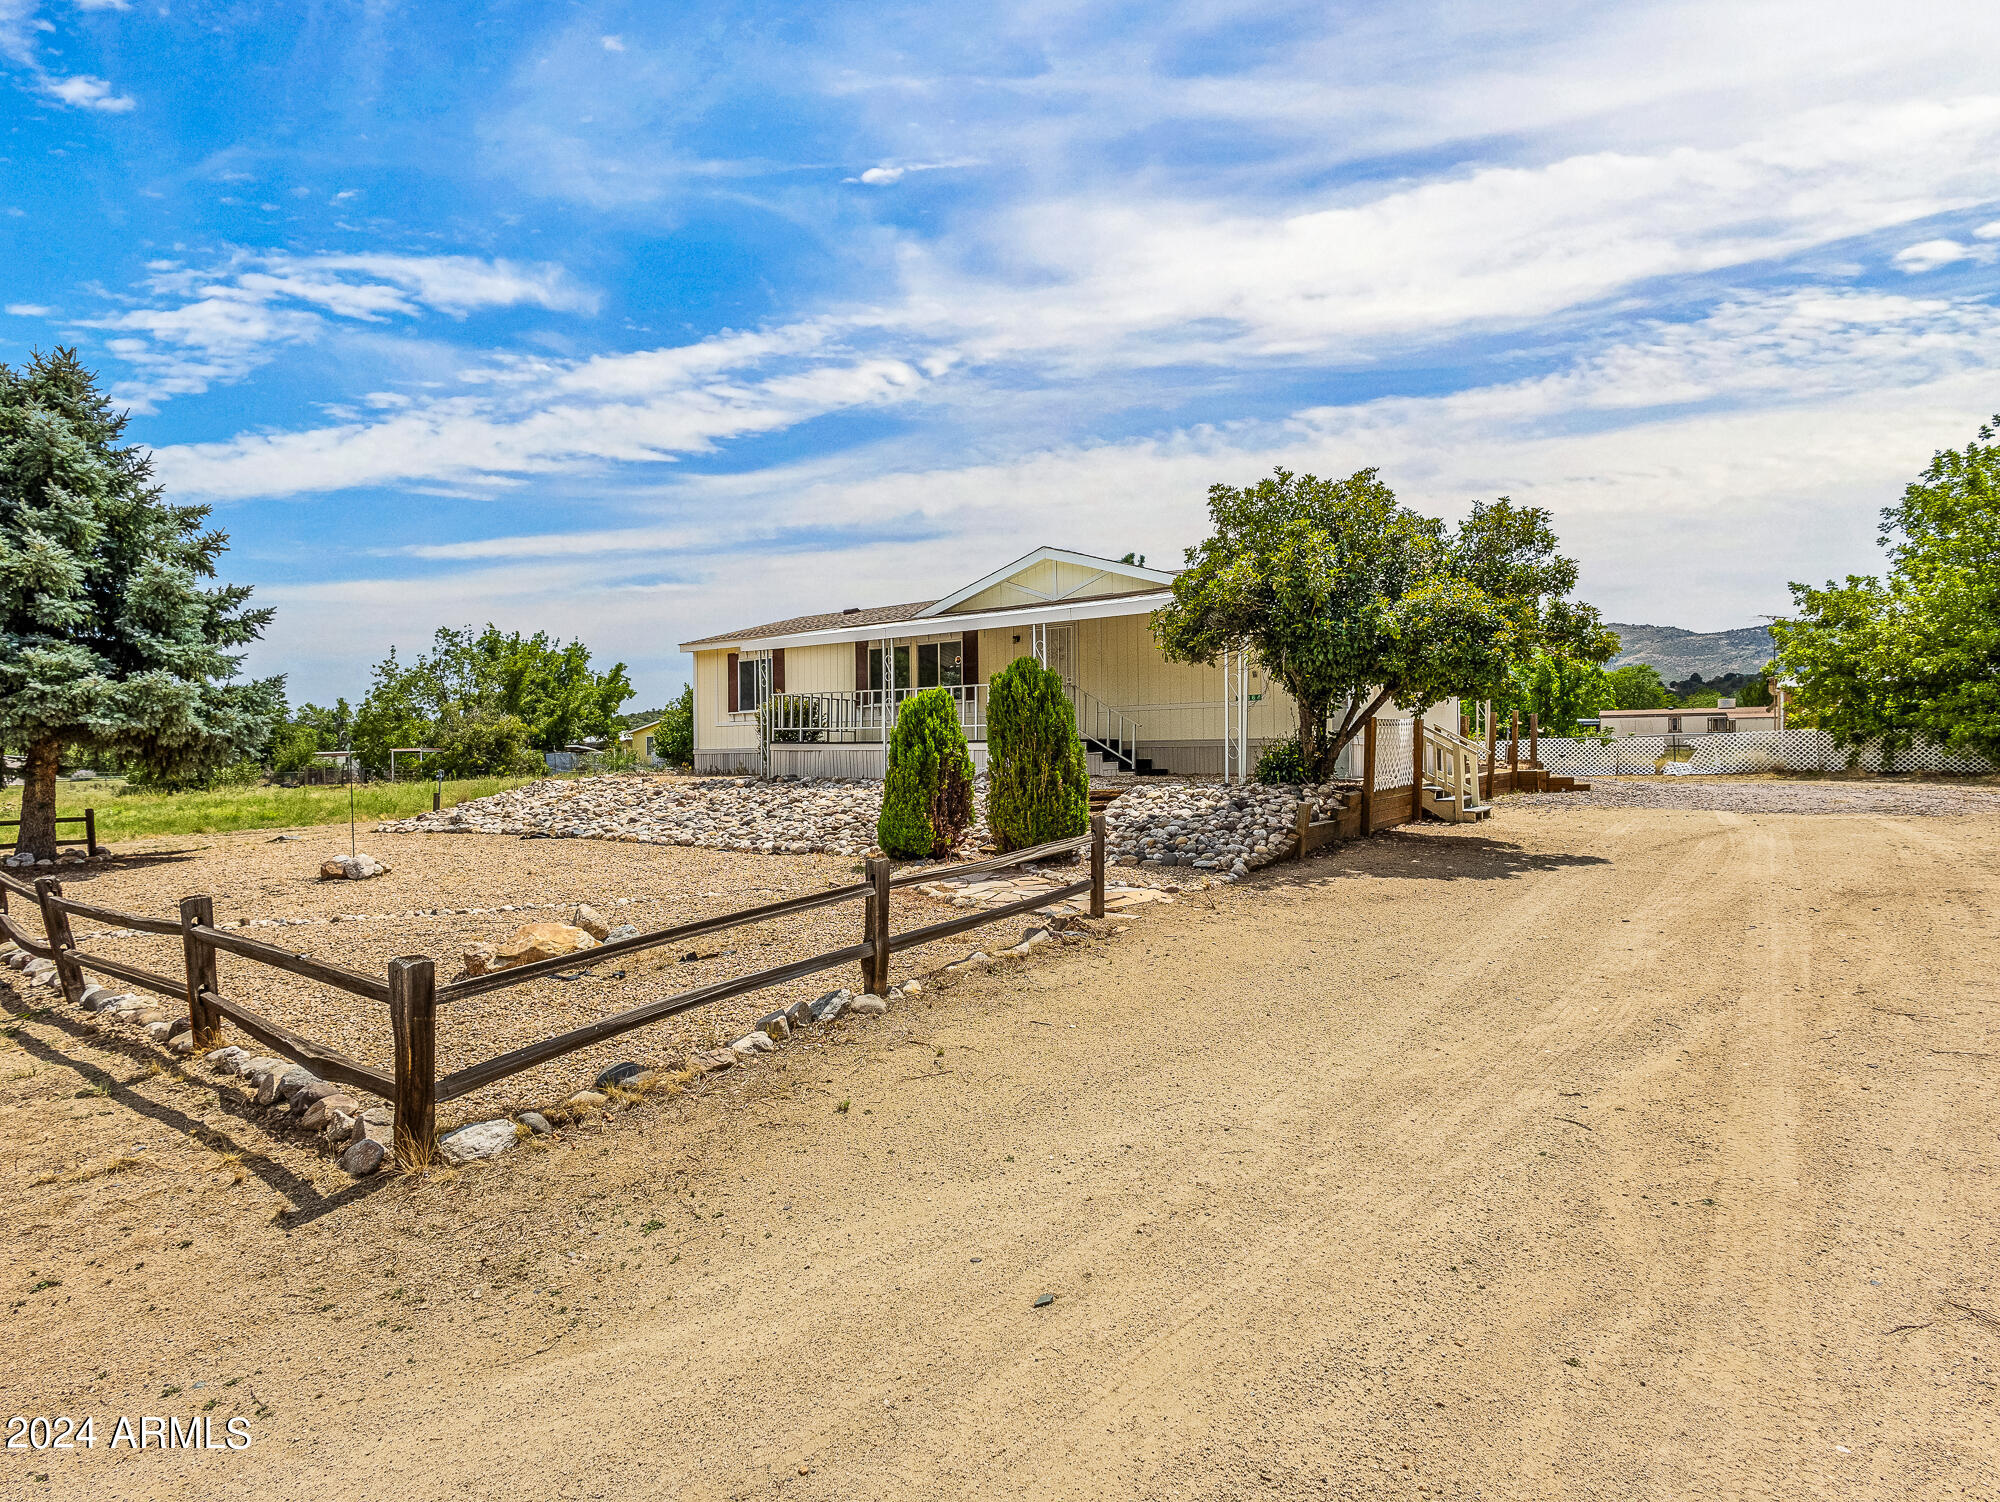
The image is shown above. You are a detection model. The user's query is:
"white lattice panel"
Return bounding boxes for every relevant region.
[1372,717,1414,790]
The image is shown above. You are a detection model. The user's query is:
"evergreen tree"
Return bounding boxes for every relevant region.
[986,656,1088,851]
[876,688,976,858]
[0,348,281,858]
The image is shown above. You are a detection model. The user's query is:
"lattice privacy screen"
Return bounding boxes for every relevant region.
[1531,730,1994,776]
[1372,717,1415,790]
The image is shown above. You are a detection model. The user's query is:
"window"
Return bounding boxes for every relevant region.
[917,639,963,688]
[737,655,770,714]
[868,645,911,692]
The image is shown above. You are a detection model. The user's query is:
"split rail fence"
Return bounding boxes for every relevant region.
[0,807,99,856]
[1,816,1108,1169]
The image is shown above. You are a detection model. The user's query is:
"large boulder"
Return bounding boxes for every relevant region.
[438,1119,520,1165]
[492,922,598,970]
[320,853,389,881]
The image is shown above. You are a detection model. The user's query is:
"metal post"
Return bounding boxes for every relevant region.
[1484,700,1497,800]
[179,895,221,1046]
[1237,653,1248,784]
[34,878,85,1005]
[1089,814,1107,918]
[433,773,442,812]
[388,956,437,1170]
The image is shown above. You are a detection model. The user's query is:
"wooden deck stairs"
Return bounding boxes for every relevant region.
[1418,725,1492,823]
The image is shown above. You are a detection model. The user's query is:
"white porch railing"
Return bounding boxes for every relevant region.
[754,685,988,746]
[1068,682,1139,772]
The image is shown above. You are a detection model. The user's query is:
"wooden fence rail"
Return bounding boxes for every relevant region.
[1,815,1109,1170]
[1,808,98,856]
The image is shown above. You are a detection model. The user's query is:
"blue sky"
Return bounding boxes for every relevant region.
[6,0,2000,708]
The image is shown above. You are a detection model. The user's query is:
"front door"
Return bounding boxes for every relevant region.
[1043,623,1075,685]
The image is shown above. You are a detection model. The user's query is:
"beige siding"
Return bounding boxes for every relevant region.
[950,558,1157,614]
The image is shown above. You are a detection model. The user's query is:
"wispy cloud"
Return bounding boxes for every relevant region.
[2,0,136,110]
[83,251,598,407]
[154,318,927,498]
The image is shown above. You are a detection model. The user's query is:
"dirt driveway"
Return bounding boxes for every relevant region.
[3,800,1996,1500]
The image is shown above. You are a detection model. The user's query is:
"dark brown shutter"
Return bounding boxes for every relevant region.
[726,653,739,713]
[771,648,785,692]
[960,630,979,683]
[855,640,870,690]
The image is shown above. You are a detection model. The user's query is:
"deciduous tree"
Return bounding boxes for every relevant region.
[1153,469,1610,779]
[1773,415,2000,761]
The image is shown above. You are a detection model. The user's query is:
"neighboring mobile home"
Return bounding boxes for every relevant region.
[676,547,1458,779]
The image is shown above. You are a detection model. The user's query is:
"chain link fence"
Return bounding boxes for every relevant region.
[1534,730,1994,777]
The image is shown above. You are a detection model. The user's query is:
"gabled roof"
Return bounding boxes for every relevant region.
[680,599,936,650]
[917,547,1177,618]
[676,545,1180,652]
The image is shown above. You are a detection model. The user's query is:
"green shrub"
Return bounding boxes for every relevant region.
[876,689,976,858]
[432,710,545,778]
[986,656,1088,852]
[1254,736,1307,785]
[654,685,694,768]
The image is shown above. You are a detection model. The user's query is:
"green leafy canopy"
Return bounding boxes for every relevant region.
[1152,468,1611,779]
[1773,414,2000,761]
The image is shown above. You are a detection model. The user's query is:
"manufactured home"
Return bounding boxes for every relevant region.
[677,547,1459,779]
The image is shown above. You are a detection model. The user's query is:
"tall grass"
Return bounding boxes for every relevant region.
[17,775,546,842]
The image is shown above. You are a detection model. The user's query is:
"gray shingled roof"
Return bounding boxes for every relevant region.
[680,599,937,649]
[682,585,1174,650]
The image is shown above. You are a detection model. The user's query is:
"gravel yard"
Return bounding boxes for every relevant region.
[1515,773,2000,818]
[27,825,1087,1135]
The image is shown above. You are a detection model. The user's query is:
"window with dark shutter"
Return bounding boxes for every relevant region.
[771,648,786,693]
[727,653,739,713]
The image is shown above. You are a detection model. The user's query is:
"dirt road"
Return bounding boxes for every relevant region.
[4,802,1996,1499]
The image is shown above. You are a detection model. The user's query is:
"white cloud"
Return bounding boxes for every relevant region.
[1891,238,1992,273]
[85,251,598,406]
[153,319,928,499]
[4,302,54,316]
[886,97,2000,368]
[599,34,624,52]
[40,70,130,109]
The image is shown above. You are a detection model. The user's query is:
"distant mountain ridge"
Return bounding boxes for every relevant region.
[1606,623,1776,681]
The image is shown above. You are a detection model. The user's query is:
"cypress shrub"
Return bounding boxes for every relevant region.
[876,688,977,858]
[986,656,1089,851]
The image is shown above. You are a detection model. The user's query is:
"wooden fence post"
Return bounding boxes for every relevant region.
[83,808,98,857]
[1529,713,1539,767]
[34,878,85,1005]
[864,857,891,996]
[1410,714,1425,824]
[1294,802,1311,862]
[1360,717,1378,834]
[1484,700,1497,800]
[388,956,437,1169]
[1089,814,1107,918]
[1510,711,1521,789]
[178,896,223,1046]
